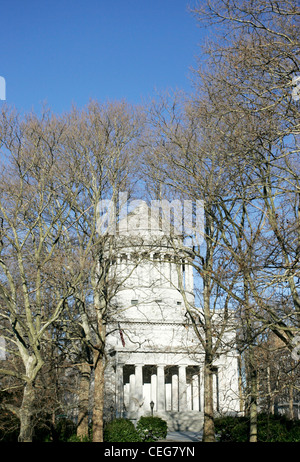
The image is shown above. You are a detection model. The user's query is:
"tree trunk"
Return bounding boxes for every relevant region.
[249,352,258,442]
[77,362,92,439]
[202,206,216,443]
[289,383,294,421]
[91,255,110,442]
[203,356,215,442]
[92,351,106,442]
[267,365,274,415]
[18,381,35,442]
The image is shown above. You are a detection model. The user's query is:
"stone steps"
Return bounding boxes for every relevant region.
[154,411,204,433]
[162,431,203,442]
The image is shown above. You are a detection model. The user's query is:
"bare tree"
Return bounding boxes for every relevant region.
[143,92,242,442]
[0,107,79,441]
[60,100,144,441]
[187,0,300,441]
[0,100,144,443]
[190,0,300,350]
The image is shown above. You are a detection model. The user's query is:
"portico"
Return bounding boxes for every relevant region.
[104,202,240,432]
[114,362,203,425]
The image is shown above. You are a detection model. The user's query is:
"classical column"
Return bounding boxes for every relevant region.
[157,365,165,411]
[185,262,193,293]
[165,370,172,411]
[170,257,178,288]
[187,380,192,411]
[178,365,187,411]
[164,255,171,287]
[149,252,154,286]
[161,253,166,286]
[151,370,157,411]
[199,368,203,411]
[172,369,179,411]
[156,254,162,286]
[192,372,200,411]
[135,365,144,412]
[129,369,136,413]
[116,364,124,417]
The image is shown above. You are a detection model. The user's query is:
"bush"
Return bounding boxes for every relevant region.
[104,418,141,442]
[67,433,92,442]
[257,414,300,442]
[214,416,248,442]
[136,416,168,442]
[53,418,77,442]
[214,414,300,442]
[33,417,77,442]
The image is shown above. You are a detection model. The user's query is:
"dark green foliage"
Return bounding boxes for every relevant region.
[103,416,168,442]
[67,433,92,442]
[257,414,300,442]
[136,416,168,442]
[33,417,77,442]
[52,418,77,442]
[214,416,249,442]
[103,418,141,442]
[215,414,300,442]
[61,418,78,442]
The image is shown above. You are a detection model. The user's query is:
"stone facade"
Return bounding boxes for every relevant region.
[104,203,240,431]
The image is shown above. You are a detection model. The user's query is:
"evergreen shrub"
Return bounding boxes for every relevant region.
[136,416,168,442]
[214,414,300,442]
[103,418,141,442]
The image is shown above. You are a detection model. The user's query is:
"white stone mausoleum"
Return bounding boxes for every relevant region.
[104,202,240,431]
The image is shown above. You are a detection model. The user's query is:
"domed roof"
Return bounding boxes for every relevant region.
[118,199,183,242]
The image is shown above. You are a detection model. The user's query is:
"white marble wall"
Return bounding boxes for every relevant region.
[104,206,240,430]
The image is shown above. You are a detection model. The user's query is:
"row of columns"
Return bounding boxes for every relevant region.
[116,254,194,293]
[116,364,201,417]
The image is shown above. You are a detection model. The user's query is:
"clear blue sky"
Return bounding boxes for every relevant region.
[0,0,209,115]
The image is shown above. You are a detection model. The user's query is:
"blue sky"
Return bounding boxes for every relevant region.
[0,0,209,115]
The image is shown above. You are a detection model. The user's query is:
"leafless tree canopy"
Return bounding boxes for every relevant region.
[0,0,299,443]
